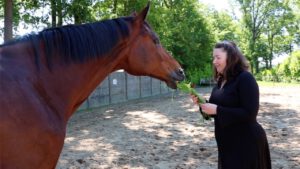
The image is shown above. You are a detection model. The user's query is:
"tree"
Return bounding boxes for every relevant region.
[67,0,94,24]
[263,1,295,68]
[0,1,3,42]
[208,10,239,42]
[237,0,298,72]
[16,1,49,31]
[50,0,64,27]
[162,0,215,83]
[289,51,300,79]
[275,50,300,82]
[288,0,300,50]
[255,38,269,69]
[238,0,276,73]
[4,0,13,42]
[50,0,57,27]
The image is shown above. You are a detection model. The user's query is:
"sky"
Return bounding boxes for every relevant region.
[199,0,242,20]
[199,0,232,11]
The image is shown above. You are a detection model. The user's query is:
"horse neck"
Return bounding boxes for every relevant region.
[37,49,125,122]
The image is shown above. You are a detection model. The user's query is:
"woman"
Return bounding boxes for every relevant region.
[195,41,271,169]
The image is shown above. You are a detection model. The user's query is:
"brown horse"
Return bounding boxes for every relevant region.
[0,4,184,169]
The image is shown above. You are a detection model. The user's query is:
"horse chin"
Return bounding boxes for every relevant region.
[166,80,178,89]
[166,75,185,89]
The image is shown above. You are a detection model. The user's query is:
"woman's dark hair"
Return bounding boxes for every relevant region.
[213,41,250,82]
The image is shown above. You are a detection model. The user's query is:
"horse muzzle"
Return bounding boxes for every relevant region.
[167,68,185,89]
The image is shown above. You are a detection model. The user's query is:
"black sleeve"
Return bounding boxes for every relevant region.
[216,72,259,128]
[208,88,217,118]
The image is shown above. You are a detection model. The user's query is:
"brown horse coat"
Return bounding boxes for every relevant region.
[0,4,184,169]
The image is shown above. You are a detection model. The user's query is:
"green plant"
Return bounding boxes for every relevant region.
[176,81,211,121]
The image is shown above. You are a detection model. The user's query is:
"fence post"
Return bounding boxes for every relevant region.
[125,72,128,101]
[139,76,142,98]
[150,77,153,95]
[108,74,111,104]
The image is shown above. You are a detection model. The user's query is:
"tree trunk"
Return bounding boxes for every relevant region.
[264,58,269,69]
[254,55,259,73]
[268,50,273,69]
[250,37,259,73]
[113,0,118,14]
[4,0,13,42]
[289,43,293,55]
[51,0,57,27]
[57,0,63,26]
[123,1,129,16]
[74,14,80,25]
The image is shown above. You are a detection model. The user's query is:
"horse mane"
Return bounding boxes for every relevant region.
[1,17,133,69]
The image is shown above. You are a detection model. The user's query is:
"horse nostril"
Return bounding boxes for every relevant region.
[176,68,185,80]
[171,68,185,81]
[178,68,185,76]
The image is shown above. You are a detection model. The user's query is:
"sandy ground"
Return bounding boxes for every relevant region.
[57,85,300,169]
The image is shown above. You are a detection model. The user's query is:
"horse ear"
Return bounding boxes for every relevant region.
[136,2,150,22]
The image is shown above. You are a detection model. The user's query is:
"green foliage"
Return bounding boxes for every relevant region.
[0,0,3,17]
[256,50,300,83]
[15,0,47,29]
[208,10,239,42]
[254,38,270,68]
[2,0,299,83]
[237,0,296,73]
[67,0,95,24]
[0,1,3,38]
[256,69,279,82]
[177,81,205,103]
[162,0,214,84]
[289,51,300,77]
[185,64,212,85]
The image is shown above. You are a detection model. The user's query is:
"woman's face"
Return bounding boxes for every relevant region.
[213,48,227,74]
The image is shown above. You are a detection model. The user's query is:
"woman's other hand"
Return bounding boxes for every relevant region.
[200,103,217,115]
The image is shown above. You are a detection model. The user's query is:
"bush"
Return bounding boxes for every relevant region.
[256,69,300,83]
[256,69,279,82]
[185,64,213,85]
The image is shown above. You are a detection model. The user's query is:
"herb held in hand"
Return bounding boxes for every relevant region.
[177,82,211,121]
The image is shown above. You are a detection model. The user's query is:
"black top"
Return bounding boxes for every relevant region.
[209,71,271,169]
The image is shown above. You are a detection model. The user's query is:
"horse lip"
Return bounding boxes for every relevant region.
[167,71,185,89]
[173,75,185,81]
[166,80,177,89]
[170,70,185,81]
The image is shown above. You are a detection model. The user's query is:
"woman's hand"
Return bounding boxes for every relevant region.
[200,103,217,115]
[190,94,199,104]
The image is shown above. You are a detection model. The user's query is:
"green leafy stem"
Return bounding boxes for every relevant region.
[177,81,211,121]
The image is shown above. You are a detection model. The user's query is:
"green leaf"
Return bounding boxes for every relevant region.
[176,81,211,121]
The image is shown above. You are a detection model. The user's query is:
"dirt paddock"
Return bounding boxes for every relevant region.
[57,85,300,169]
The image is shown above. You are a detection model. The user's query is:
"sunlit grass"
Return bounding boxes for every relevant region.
[257,81,300,87]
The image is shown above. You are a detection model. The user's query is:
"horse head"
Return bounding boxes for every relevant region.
[120,4,185,89]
